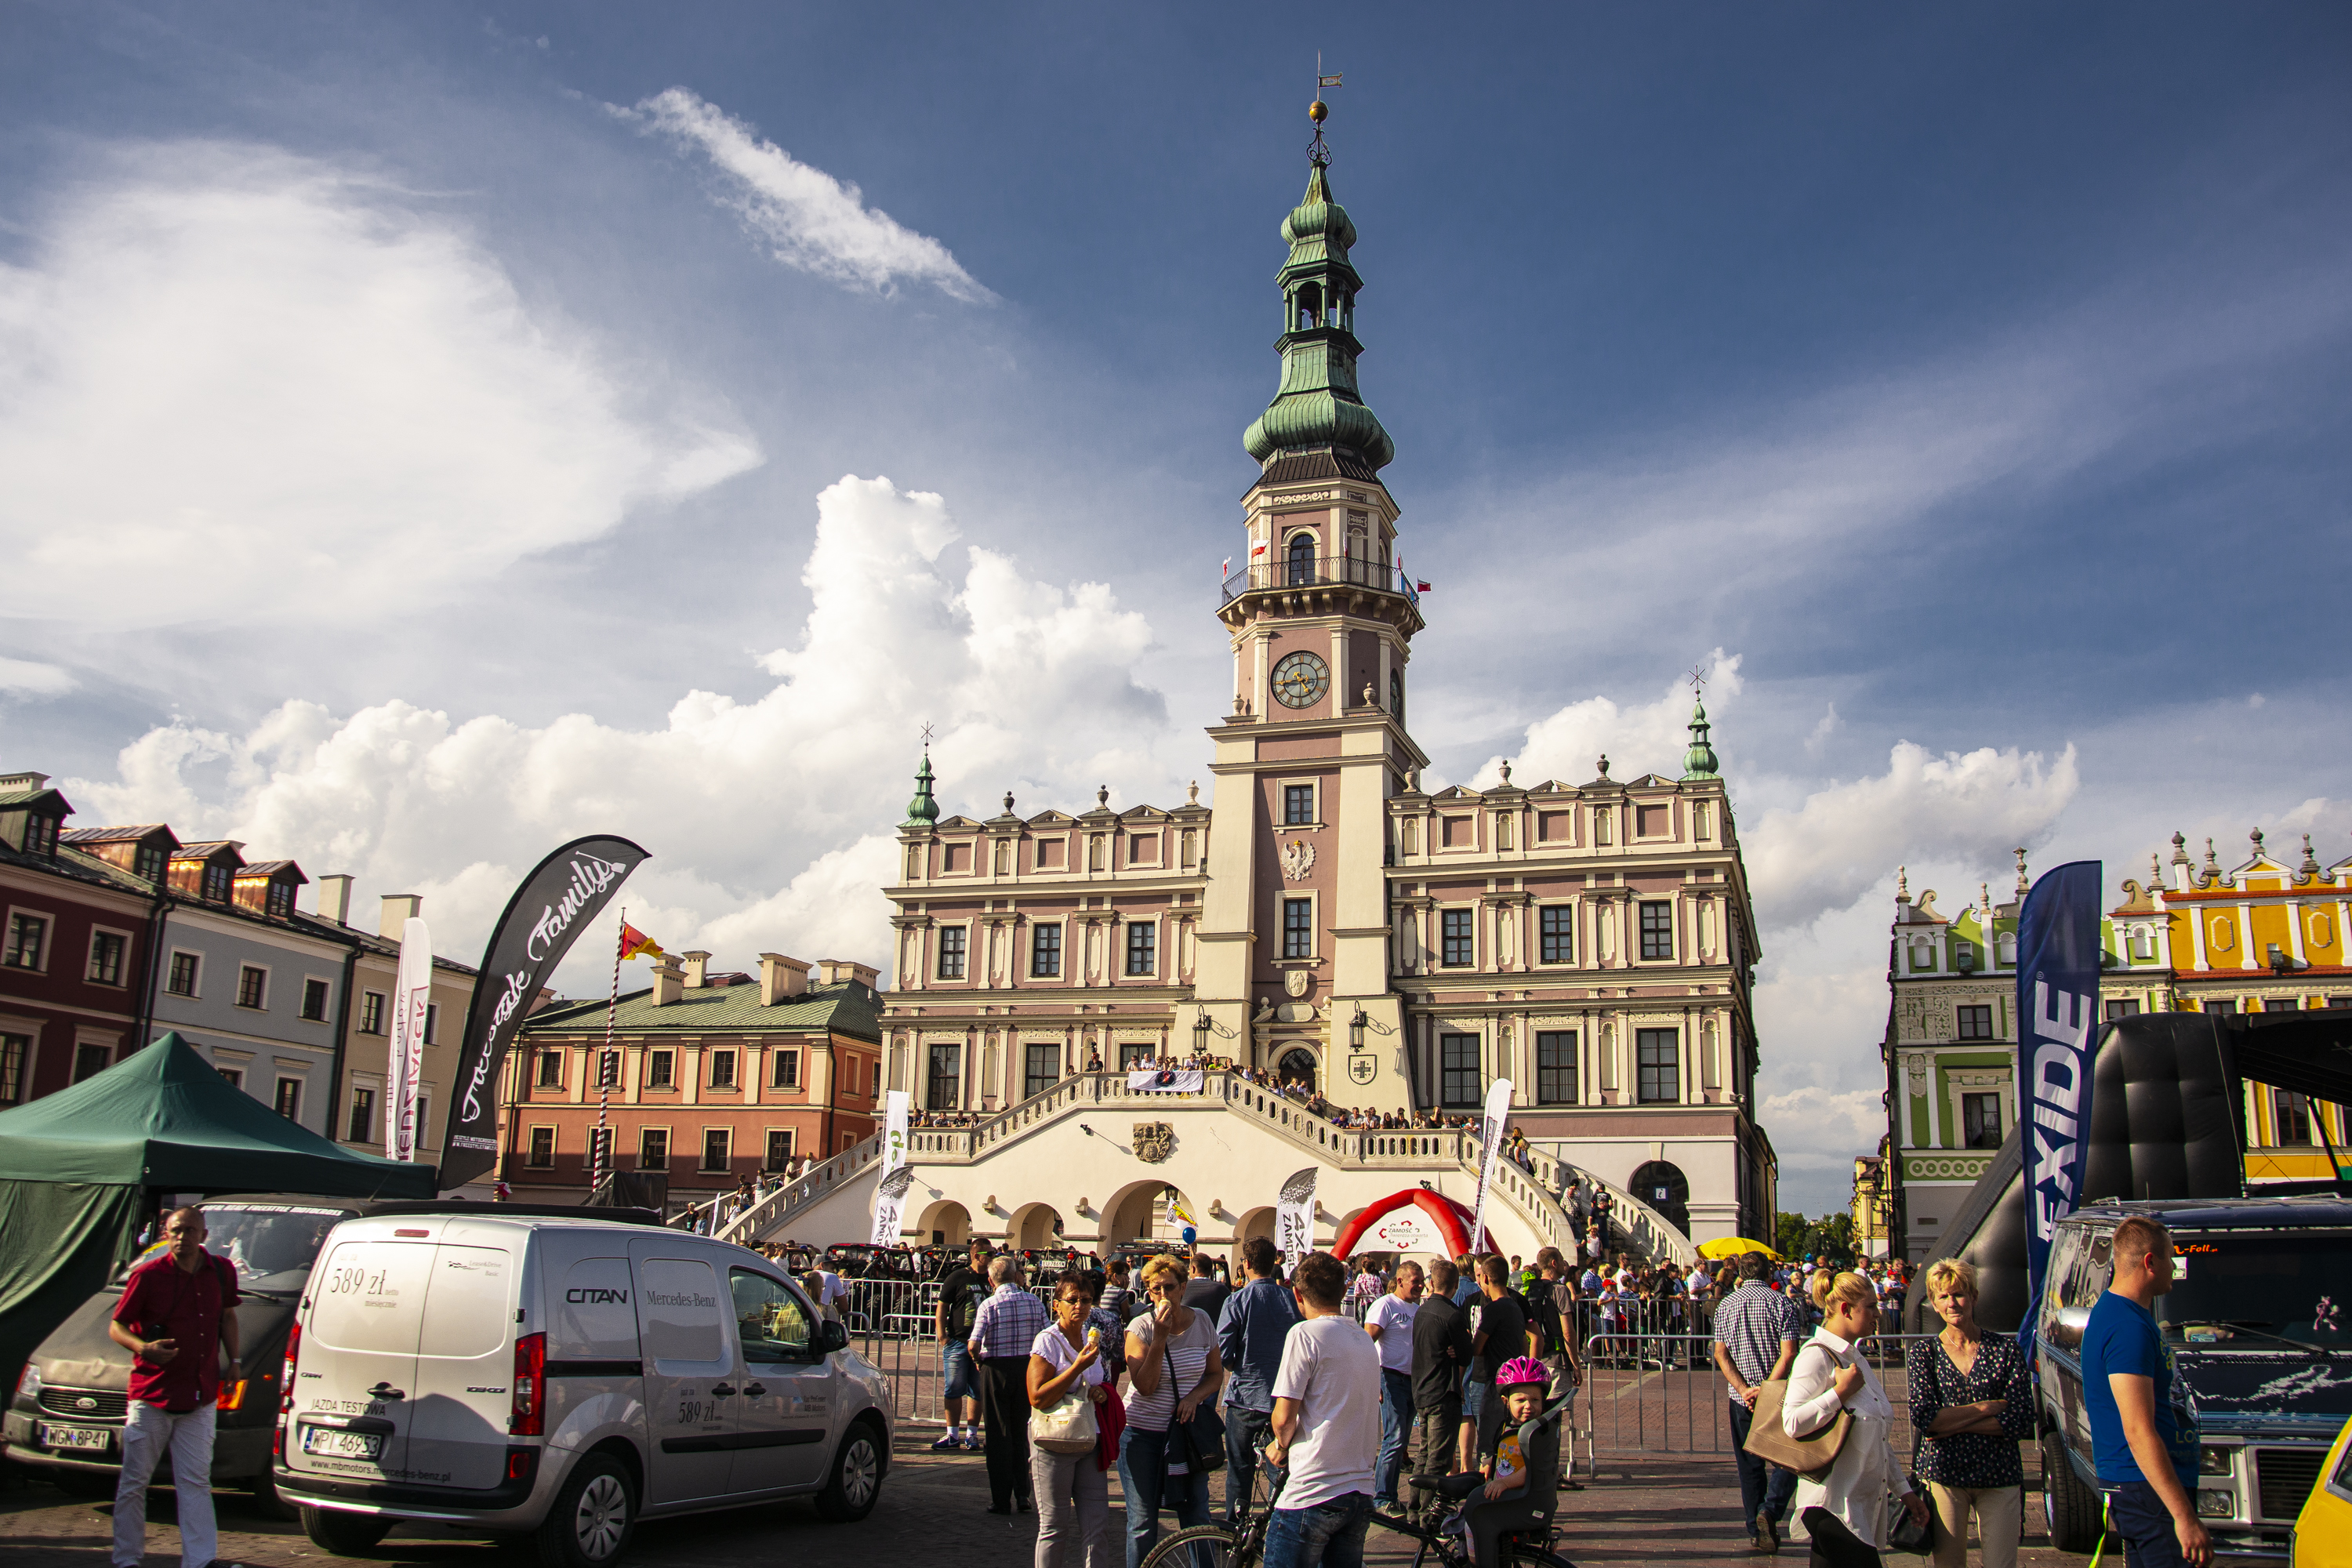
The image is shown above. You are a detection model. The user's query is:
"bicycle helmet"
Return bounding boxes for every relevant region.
[1495,1356,1548,1393]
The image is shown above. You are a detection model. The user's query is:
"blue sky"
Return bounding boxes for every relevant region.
[3,3,2347,1212]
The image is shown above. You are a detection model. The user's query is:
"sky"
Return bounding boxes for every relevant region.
[2,3,2348,1216]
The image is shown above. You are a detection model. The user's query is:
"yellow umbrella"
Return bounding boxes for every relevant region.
[1699,1236,1783,1261]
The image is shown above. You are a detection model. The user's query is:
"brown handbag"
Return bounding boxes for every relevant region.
[1741,1345,1853,1480]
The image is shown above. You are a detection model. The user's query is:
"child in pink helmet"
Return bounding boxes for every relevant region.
[1450,1356,1560,1568]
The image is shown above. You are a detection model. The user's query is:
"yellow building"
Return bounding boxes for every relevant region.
[2107,829,2352,1185]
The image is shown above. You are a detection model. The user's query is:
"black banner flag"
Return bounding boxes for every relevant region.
[437,835,649,1191]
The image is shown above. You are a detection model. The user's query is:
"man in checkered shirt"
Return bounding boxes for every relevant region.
[1711,1250,1807,1555]
[967,1254,1051,1514]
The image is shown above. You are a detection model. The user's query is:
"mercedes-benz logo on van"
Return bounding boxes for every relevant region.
[74,1396,97,1410]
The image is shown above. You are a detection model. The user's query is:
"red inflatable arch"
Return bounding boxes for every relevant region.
[1329,1189,1497,1260]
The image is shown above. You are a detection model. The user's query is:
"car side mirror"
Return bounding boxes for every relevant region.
[816,1319,849,1355]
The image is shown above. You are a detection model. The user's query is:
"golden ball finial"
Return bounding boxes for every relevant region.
[1308,98,1328,125]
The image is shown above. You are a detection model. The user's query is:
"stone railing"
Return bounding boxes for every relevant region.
[724,1132,886,1245]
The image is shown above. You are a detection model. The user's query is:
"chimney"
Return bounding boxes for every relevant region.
[649,955,684,1007]
[379,894,423,939]
[758,953,811,1006]
[680,950,711,989]
[316,874,354,924]
[817,958,882,992]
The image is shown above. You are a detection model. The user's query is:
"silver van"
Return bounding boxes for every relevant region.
[270,1208,891,1566]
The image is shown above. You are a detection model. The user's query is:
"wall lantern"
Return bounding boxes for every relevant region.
[1192,1010,1211,1054]
[1349,1007,1367,1051]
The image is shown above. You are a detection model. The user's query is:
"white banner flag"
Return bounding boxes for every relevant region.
[1127,1067,1206,1094]
[385,916,433,1161]
[1465,1076,1512,1258]
[883,1089,910,1175]
[872,1165,916,1247]
[1276,1167,1318,1272]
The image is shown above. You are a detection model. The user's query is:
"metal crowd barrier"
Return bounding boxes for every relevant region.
[1576,1332,1936,1463]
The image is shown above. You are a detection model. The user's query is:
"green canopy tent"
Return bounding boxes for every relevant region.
[0,1033,439,1383]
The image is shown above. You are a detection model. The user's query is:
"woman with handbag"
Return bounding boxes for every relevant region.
[1905,1260,2033,1568]
[1784,1272,1929,1566]
[1030,1276,1116,1568]
[1118,1254,1228,1568]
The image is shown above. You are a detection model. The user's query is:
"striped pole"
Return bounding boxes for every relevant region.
[594,909,625,1196]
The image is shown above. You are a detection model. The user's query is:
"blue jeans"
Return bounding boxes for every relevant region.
[2108,1479,2188,1568]
[1262,1490,1372,1568]
[1726,1399,1796,1533]
[1377,1370,1414,1502]
[1226,1405,1285,1520]
[1117,1425,1214,1568]
[942,1341,978,1403]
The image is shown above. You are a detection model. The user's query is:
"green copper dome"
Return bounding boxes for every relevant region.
[1243,159,1394,473]
[903,751,940,826]
[1682,699,1720,781]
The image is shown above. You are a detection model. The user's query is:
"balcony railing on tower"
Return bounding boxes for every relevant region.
[1219,550,1418,608]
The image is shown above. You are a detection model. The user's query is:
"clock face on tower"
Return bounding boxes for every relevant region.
[1271,651,1330,709]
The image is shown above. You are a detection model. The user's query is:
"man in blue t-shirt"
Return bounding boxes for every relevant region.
[2079,1215,2211,1568]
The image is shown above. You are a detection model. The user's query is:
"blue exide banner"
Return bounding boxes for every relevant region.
[2017,858,2104,1348]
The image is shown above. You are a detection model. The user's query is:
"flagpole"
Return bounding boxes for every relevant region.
[594,908,624,1198]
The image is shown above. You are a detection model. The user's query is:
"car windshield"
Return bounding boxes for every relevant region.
[116,1203,355,1295]
[2157,1230,2352,1348]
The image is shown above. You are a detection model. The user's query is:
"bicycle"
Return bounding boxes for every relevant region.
[1136,1449,1575,1568]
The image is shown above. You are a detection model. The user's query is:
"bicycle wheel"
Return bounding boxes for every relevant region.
[1140,1523,1248,1568]
[1508,1548,1575,1568]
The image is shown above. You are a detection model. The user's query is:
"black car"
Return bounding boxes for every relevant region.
[2036,1196,2352,1561]
[4,1195,382,1511]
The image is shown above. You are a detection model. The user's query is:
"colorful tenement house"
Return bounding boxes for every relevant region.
[872,125,1777,1254]
[1882,836,2352,1260]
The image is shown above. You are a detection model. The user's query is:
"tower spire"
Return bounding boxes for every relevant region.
[1681,696,1719,780]
[902,744,940,827]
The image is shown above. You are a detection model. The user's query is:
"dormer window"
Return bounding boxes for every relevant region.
[202,863,231,902]
[267,881,294,919]
[23,814,60,856]
[135,844,167,883]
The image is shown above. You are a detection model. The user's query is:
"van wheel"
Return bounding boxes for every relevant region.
[535,1454,635,1568]
[815,1421,884,1523]
[2042,1430,2106,1554]
[301,1505,393,1554]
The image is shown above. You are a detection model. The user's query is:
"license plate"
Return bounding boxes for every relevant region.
[300,1427,384,1459]
[39,1424,111,1452]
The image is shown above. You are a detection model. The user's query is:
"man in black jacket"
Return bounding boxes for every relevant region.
[1406,1257,1474,1528]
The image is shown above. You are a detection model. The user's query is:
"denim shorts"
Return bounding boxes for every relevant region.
[1461,1379,1489,1425]
[943,1341,978,1402]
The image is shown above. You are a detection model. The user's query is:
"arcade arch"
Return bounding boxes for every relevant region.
[1008,1202,1065,1250]
[916,1199,971,1246]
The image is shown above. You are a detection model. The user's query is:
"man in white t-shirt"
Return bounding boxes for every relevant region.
[1363,1259,1424,1514]
[1265,1250,1382,1568]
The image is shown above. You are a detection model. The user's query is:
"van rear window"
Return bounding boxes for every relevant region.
[419,1247,511,1359]
[310,1240,435,1354]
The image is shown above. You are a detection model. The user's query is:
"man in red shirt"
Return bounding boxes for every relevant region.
[108,1207,241,1568]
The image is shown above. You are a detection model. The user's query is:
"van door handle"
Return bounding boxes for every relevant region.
[367,1383,405,1400]
[742,1383,767,1397]
[710,1384,735,1397]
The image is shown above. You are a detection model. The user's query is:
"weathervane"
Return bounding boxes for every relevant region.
[1688,664,1708,695]
[1309,54,1342,166]
[920,720,935,750]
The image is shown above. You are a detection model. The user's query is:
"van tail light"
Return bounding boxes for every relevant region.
[216,1378,247,1411]
[279,1321,301,1416]
[510,1332,546,1436]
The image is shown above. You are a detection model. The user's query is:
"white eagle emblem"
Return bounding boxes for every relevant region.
[1281,838,1316,882]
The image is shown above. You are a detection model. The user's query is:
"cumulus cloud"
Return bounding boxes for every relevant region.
[622,88,994,304]
[64,474,1174,991]
[1743,741,2079,934]
[0,142,760,630]
[1477,652,1742,787]
[0,658,76,696]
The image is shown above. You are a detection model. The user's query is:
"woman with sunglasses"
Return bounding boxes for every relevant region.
[1118,1254,1227,1568]
[1030,1275,1114,1568]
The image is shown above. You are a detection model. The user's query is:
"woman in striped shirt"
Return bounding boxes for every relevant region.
[1117,1254,1227,1568]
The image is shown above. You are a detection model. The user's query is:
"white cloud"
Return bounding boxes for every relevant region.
[0,658,76,696]
[1477,652,1742,788]
[1743,741,2080,934]
[1803,703,1841,756]
[622,88,994,305]
[0,142,760,630]
[64,474,1175,990]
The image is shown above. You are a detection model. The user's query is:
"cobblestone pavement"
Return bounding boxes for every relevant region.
[0,1439,2092,1568]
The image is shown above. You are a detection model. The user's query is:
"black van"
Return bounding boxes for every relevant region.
[4,1196,380,1510]
[2036,1196,2352,1560]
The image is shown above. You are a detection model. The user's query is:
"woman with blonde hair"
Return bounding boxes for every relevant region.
[1784,1272,1927,1566]
[1117,1254,1225,1568]
[1906,1259,2033,1568]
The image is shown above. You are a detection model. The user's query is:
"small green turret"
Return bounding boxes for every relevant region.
[903,751,940,827]
[1682,699,1720,781]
